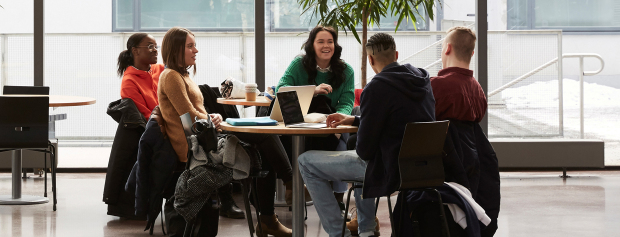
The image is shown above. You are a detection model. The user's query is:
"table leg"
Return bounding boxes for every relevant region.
[292,135,305,237]
[0,150,49,205]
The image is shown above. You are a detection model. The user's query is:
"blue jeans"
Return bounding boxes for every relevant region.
[299,150,376,237]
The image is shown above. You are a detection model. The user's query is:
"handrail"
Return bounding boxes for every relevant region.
[489,54,604,97]
[488,58,559,98]
[562,54,605,76]
[489,53,604,139]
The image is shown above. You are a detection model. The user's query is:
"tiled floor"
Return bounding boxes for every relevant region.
[1,171,620,237]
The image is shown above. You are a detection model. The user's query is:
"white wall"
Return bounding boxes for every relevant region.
[442,0,476,23]
[0,0,111,33]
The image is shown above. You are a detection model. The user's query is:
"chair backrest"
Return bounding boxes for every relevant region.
[0,96,49,148]
[3,86,49,95]
[398,120,450,190]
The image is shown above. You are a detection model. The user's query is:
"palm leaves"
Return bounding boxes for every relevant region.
[298,0,438,87]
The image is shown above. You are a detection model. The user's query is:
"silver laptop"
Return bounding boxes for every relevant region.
[277,91,327,128]
[270,85,315,122]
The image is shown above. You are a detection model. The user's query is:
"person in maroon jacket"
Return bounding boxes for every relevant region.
[431,26,487,122]
[432,27,501,237]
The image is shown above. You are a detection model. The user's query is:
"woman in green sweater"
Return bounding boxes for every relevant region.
[276,25,355,115]
[276,25,355,209]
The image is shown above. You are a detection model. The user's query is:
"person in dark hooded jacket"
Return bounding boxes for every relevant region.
[298,33,436,237]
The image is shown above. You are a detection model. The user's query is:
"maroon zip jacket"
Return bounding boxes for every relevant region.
[431,67,487,122]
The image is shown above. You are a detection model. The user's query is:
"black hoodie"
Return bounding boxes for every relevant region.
[353,62,436,198]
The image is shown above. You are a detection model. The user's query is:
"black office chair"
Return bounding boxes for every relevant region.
[0,96,57,211]
[3,85,57,208]
[341,121,451,237]
[179,113,268,237]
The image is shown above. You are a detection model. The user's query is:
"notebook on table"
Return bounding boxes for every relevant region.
[276,91,327,129]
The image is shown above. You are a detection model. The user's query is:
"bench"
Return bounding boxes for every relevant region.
[490,139,604,177]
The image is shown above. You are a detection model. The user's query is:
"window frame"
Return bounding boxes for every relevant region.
[507,0,620,32]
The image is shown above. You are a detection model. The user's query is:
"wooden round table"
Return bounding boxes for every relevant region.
[220,122,357,237]
[49,95,96,107]
[217,96,271,107]
[0,94,96,206]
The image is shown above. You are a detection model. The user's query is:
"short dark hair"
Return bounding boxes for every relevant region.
[365,33,396,63]
[162,27,195,76]
[446,26,476,64]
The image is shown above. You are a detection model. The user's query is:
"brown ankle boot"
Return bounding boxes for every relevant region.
[346,213,380,236]
[256,214,292,237]
[284,181,312,205]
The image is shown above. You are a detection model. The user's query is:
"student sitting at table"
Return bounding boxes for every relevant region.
[118,33,165,119]
[298,33,436,237]
[276,25,354,209]
[157,27,298,237]
[103,33,164,219]
[430,26,500,237]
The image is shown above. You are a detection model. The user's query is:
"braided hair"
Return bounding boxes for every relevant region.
[365,33,396,57]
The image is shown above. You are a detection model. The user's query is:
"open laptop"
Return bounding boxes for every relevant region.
[277,91,327,128]
[397,120,450,189]
[270,85,315,122]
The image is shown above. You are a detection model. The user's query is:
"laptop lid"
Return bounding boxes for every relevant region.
[397,120,450,189]
[276,91,305,126]
[179,112,193,138]
[270,85,314,122]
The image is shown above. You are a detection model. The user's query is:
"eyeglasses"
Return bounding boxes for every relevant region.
[134,44,160,52]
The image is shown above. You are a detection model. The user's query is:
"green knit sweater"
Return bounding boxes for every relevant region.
[276,57,355,115]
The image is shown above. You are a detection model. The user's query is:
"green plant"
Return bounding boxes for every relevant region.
[298,0,438,87]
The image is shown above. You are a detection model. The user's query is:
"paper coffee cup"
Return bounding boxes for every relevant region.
[245,83,258,101]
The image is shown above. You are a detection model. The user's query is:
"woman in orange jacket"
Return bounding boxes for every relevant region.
[117,33,165,119]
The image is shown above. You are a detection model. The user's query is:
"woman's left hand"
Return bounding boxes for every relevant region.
[210,113,223,129]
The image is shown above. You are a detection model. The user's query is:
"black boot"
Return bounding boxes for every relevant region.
[218,183,246,219]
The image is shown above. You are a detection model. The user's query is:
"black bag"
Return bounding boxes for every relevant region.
[192,116,218,152]
[164,196,219,237]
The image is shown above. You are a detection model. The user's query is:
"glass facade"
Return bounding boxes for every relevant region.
[114,0,133,29]
[508,0,620,31]
[114,0,428,32]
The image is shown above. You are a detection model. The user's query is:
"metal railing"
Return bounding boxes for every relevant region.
[488,53,604,138]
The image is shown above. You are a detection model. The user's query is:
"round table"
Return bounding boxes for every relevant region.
[217,96,271,107]
[220,122,357,237]
[49,95,96,107]
[0,95,96,206]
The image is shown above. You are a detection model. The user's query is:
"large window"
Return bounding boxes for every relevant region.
[113,0,429,32]
[508,0,620,32]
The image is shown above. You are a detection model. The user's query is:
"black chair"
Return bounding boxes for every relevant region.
[0,96,57,211]
[341,121,451,237]
[179,113,268,237]
[3,85,49,95]
[2,85,56,207]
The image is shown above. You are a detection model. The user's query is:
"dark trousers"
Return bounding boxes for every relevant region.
[233,132,293,216]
